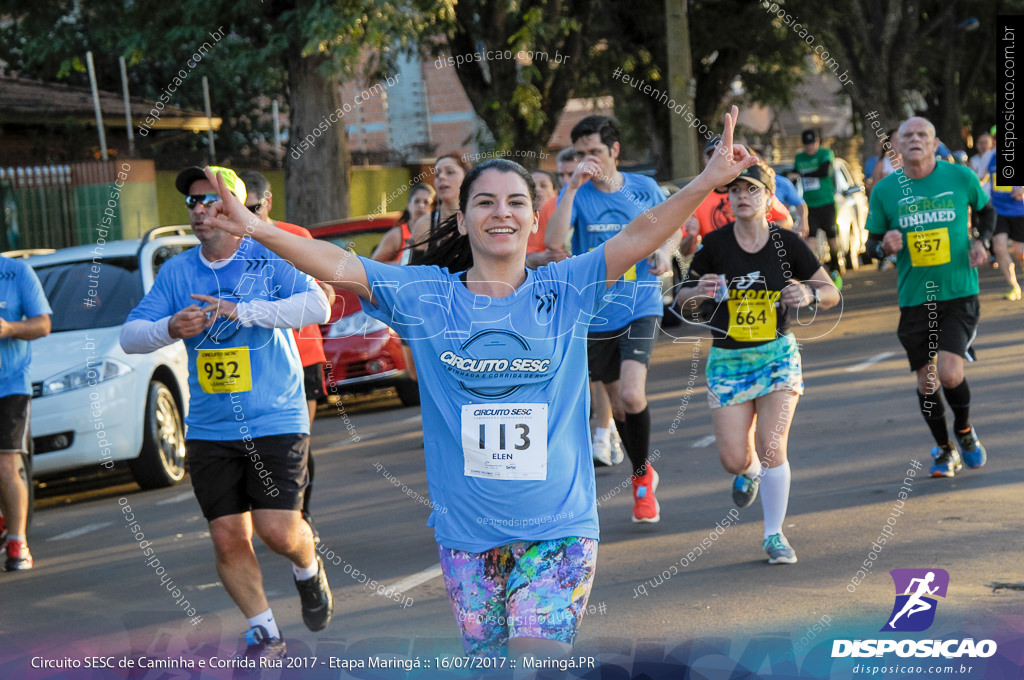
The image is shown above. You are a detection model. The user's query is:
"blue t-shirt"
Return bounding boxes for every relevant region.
[987,153,1024,216]
[774,175,804,209]
[359,247,609,553]
[125,239,316,440]
[864,156,879,182]
[0,256,52,398]
[565,173,664,331]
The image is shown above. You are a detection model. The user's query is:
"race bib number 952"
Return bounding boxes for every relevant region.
[461,403,548,481]
[197,347,252,393]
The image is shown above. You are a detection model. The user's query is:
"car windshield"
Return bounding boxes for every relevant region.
[34,256,143,331]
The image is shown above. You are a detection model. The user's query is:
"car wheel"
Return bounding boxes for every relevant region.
[130,381,186,489]
[395,379,421,407]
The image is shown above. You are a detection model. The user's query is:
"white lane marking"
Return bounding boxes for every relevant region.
[846,351,896,372]
[46,522,113,541]
[156,491,194,505]
[691,434,716,448]
[398,415,422,424]
[196,582,222,590]
[386,563,442,594]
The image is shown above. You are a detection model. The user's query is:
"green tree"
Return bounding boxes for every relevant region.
[0,0,450,223]
[569,0,809,178]
[432,0,593,167]
[782,0,1022,155]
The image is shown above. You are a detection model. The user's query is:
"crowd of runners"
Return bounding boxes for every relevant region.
[0,102,1009,669]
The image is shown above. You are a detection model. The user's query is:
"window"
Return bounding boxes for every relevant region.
[34,258,144,331]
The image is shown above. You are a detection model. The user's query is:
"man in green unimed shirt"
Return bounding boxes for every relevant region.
[795,129,841,286]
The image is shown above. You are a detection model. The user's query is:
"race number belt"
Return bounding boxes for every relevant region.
[727,297,777,342]
[196,347,252,393]
[461,403,548,481]
[802,177,820,192]
[908,227,951,267]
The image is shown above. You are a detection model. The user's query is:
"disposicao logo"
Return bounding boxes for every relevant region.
[882,568,949,632]
[831,568,998,659]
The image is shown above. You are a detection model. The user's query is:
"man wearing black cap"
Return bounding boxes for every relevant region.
[119,165,334,659]
[794,129,842,286]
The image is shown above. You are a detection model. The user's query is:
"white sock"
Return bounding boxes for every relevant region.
[293,557,318,581]
[741,459,761,479]
[247,608,281,640]
[760,461,791,539]
[593,427,610,446]
[6,534,25,544]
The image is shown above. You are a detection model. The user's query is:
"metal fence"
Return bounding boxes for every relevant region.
[0,165,77,251]
[0,161,133,251]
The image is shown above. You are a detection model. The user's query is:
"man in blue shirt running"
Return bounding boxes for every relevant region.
[545,115,678,524]
[0,254,51,571]
[120,165,332,659]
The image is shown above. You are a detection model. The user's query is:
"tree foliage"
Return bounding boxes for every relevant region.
[0,0,450,222]
[427,0,592,167]
[781,0,1020,153]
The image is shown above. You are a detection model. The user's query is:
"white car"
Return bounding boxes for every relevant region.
[25,228,198,488]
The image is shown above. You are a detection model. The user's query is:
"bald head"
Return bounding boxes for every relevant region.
[898,117,936,140]
[896,117,940,176]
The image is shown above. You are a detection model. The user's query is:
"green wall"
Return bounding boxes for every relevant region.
[156,167,411,228]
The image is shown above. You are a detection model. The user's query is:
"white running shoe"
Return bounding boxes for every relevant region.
[592,436,613,466]
[610,429,625,465]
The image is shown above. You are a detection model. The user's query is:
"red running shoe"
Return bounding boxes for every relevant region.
[632,464,661,523]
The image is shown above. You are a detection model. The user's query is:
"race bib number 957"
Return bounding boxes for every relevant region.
[908,227,950,267]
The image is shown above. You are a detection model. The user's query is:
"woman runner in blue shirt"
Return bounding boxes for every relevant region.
[199,107,756,662]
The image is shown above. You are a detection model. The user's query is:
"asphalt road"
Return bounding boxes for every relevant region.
[2,265,1022,680]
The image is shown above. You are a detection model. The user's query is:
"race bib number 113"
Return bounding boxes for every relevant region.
[461,403,548,480]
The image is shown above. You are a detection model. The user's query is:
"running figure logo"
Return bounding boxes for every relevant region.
[882,568,950,632]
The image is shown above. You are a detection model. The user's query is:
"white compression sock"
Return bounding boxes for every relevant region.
[760,461,792,539]
[247,608,281,640]
[293,557,318,581]
[593,427,610,446]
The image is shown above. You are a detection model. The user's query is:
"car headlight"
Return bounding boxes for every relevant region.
[326,310,389,338]
[41,359,133,396]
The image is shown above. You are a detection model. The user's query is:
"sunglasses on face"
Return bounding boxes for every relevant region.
[185,193,221,210]
[246,200,264,214]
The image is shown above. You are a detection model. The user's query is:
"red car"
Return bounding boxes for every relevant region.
[309,214,419,407]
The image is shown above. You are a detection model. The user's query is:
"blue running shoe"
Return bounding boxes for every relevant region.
[732,474,759,509]
[242,625,286,661]
[929,446,962,478]
[763,533,797,564]
[956,427,987,468]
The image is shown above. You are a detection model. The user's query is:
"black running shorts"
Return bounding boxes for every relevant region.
[187,434,309,521]
[0,395,30,453]
[806,203,837,239]
[994,214,1024,241]
[587,316,660,384]
[897,296,979,373]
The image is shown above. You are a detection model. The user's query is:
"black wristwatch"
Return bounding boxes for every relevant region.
[806,285,820,309]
